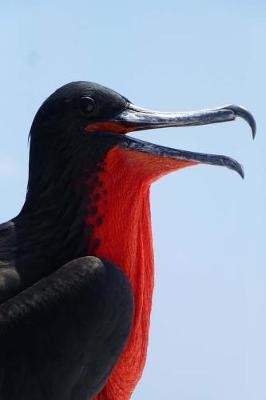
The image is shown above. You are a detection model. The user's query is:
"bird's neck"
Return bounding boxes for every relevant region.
[15,140,107,285]
[88,146,155,400]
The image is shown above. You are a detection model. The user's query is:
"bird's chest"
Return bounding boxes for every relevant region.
[84,148,155,399]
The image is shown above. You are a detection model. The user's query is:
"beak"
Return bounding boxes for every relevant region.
[112,103,256,137]
[110,103,256,178]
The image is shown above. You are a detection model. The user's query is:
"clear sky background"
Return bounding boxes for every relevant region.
[0,1,265,399]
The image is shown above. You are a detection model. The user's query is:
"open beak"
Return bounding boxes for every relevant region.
[110,103,256,178]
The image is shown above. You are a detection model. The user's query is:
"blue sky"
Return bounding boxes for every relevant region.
[0,1,265,398]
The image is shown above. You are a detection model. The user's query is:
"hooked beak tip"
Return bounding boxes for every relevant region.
[223,104,256,139]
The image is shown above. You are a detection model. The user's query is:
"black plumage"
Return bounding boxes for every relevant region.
[0,257,134,400]
[0,81,255,400]
[0,82,134,399]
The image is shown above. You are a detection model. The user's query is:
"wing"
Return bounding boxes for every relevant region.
[0,256,134,400]
[0,221,22,303]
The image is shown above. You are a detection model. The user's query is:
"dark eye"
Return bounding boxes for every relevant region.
[79,96,95,114]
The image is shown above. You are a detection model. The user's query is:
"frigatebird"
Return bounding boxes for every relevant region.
[0,82,255,400]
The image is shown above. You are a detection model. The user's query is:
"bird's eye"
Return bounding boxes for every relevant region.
[79,96,95,114]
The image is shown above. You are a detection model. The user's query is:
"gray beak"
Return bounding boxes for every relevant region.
[111,103,256,178]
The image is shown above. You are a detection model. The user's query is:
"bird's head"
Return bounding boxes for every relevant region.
[29,81,255,189]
